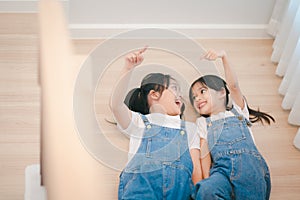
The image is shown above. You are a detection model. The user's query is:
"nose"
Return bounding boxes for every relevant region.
[177,91,183,99]
[194,95,201,102]
[177,94,184,102]
[170,88,181,99]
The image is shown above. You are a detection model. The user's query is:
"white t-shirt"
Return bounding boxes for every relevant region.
[118,111,200,162]
[196,101,255,142]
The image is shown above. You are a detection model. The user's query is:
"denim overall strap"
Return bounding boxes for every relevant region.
[205,115,212,129]
[180,119,186,136]
[140,114,151,128]
[230,107,252,127]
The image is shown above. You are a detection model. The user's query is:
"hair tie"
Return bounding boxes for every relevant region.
[137,87,143,98]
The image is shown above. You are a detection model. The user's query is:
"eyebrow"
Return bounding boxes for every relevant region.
[192,86,207,95]
[196,86,207,91]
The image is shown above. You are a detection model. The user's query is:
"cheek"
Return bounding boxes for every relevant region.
[204,92,213,102]
[193,101,197,109]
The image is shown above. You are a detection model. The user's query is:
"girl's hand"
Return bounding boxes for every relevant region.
[200,49,227,61]
[124,46,148,70]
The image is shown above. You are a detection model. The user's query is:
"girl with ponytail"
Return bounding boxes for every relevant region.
[189,49,274,200]
[110,47,201,199]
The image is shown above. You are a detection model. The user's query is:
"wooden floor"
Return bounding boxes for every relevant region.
[1,13,300,200]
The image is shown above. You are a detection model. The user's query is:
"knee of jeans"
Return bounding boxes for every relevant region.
[196,182,214,197]
[196,181,231,199]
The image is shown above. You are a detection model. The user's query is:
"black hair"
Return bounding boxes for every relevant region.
[189,75,275,124]
[124,73,185,117]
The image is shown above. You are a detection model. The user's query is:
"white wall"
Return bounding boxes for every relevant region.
[69,0,274,24]
[0,0,69,13]
[69,0,276,38]
[0,0,277,38]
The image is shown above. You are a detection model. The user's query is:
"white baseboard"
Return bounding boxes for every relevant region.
[0,0,68,13]
[69,24,272,39]
[25,164,47,200]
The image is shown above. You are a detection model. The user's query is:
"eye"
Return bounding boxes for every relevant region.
[200,88,207,94]
[169,84,180,94]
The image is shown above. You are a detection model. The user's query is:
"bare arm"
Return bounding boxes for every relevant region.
[200,138,211,179]
[202,49,245,109]
[190,148,202,184]
[109,47,148,130]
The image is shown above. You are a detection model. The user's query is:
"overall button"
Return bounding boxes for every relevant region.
[146,124,151,129]
[238,116,243,121]
[180,130,185,135]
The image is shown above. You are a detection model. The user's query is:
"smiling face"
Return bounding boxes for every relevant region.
[191,82,226,116]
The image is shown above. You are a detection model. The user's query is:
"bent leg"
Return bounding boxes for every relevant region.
[194,172,232,200]
[231,154,272,200]
[119,171,162,200]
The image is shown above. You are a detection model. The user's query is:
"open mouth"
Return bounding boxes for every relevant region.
[175,99,182,107]
[198,101,207,109]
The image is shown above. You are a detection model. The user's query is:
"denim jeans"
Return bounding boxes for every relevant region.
[118,114,194,200]
[194,108,271,200]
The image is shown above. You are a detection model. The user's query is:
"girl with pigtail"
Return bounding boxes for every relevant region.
[189,49,274,200]
[110,47,202,200]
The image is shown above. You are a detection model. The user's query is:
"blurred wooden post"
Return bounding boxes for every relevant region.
[39,0,75,198]
[38,0,117,199]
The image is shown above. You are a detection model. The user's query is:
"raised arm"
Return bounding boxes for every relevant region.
[109,47,148,129]
[202,49,244,109]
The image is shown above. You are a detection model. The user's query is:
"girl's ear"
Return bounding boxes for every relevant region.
[149,90,161,100]
[218,88,226,99]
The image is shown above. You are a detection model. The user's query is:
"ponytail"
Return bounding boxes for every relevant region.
[247,105,275,125]
[241,96,275,125]
[124,88,149,115]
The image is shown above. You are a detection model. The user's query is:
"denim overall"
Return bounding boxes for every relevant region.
[194,108,271,200]
[118,114,194,200]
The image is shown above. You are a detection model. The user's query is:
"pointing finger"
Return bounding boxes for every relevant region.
[199,54,206,60]
[139,45,148,54]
